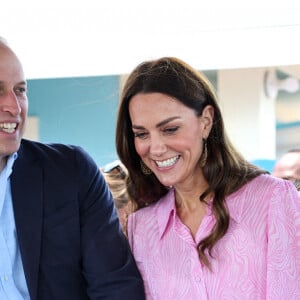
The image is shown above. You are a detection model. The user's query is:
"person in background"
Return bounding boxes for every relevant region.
[0,37,145,300]
[115,56,300,299]
[101,160,133,234]
[273,149,300,191]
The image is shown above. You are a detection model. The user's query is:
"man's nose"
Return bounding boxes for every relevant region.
[0,91,21,116]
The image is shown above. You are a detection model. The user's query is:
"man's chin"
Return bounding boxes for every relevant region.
[0,141,22,156]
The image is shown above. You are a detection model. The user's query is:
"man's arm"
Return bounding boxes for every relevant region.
[75,146,145,299]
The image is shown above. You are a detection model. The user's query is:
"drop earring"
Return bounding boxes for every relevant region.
[140,160,152,175]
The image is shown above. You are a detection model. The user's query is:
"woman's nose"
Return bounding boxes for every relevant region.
[149,136,167,156]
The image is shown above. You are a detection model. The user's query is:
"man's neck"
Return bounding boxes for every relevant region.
[0,156,8,173]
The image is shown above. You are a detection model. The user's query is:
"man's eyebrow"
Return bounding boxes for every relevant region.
[0,80,27,85]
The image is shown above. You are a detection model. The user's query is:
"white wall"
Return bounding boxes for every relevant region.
[218,67,276,161]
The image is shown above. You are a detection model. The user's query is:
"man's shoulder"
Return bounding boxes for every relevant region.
[21,138,78,152]
[18,139,96,169]
[20,139,88,158]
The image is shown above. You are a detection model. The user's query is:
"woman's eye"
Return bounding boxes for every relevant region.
[164,126,179,134]
[133,132,147,139]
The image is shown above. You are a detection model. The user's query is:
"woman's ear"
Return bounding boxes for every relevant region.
[200,105,214,138]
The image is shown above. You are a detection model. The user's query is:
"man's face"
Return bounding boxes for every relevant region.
[273,152,300,185]
[0,44,28,169]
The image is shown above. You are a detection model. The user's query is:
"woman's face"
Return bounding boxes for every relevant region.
[129,92,213,188]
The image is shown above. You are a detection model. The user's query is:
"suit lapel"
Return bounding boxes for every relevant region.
[11,146,43,300]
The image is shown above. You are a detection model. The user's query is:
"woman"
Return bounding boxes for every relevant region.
[116,57,300,299]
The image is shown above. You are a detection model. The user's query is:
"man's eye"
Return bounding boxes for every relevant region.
[15,87,27,95]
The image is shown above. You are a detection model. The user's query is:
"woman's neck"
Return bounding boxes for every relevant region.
[174,176,209,209]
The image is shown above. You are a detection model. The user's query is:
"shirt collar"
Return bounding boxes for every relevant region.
[157,188,176,239]
[156,187,243,239]
[1,153,18,178]
[7,152,18,173]
[7,152,18,167]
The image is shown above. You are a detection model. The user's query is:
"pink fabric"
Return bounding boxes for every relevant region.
[128,175,300,299]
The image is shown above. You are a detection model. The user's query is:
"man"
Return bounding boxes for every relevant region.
[0,37,145,299]
[273,149,300,191]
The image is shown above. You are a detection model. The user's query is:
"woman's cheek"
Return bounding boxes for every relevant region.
[135,140,147,157]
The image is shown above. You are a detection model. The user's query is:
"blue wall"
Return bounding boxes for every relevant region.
[251,159,276,173]
[27,75,120,167]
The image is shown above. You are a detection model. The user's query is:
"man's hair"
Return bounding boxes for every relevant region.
[288,149,300,153]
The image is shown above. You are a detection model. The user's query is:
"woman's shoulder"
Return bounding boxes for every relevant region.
[238,173,290,194]
[131,191,172,219]
[227,174,299,221]
[128,189,174,232]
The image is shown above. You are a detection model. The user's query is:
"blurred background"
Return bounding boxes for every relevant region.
[1,0,300,171]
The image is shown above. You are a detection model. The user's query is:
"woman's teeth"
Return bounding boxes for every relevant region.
[156,155,179,167]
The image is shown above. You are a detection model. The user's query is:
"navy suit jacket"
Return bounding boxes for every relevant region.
[10,139,145,300]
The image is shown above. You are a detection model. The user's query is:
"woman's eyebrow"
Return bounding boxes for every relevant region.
[132,116,181,130]
[156,116,180,128]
